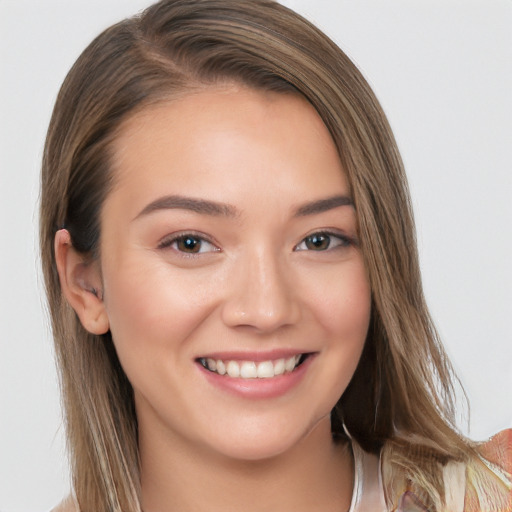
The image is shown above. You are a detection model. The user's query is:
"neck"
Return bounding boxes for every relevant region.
[139,416,354,512]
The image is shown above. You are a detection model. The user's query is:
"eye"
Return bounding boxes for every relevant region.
[159,233,219,254]
[294,232,352,252]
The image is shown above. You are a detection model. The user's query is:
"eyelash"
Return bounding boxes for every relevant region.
[158,230,355,255]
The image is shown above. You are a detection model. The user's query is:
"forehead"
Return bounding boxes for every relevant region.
[106,86,349,216]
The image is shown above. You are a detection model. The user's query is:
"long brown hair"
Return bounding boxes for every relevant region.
[40,1,471,510]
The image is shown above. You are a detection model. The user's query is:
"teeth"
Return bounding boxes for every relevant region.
[200,354,305,379]
[285,355,299,372]
[257,361,274,378]
[226,360,240,378]
[216,360,226,375]
[240,361,257,378]
[273,358,285,376]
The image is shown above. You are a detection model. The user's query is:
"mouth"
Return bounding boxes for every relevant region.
[196,353,311,379]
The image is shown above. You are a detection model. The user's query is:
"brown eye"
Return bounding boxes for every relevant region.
[294,232,352,252]
[305,234,330,251]
[159,234,219,254]
[176,235,202,253]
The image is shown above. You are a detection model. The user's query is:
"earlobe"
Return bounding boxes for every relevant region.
[54,229,110,335]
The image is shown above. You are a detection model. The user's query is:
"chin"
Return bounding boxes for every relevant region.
[201,413,330,463]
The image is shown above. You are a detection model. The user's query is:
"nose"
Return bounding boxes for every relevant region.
[221,248,301,333]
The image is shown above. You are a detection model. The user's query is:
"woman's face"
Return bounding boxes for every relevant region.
[99,86,371,461]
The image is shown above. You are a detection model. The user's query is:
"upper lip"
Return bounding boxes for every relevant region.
[195,349,314,362]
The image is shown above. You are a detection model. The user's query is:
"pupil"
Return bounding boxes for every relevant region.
[179,236,200,252]
[306,234,329,250]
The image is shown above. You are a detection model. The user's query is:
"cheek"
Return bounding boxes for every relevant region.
[309,260,371,341]
[101,256,220,364]
[303,259,371,400]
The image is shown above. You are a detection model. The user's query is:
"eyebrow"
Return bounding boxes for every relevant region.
[134,195,239,219]
[134,193,353,220]
[293,195,353,216]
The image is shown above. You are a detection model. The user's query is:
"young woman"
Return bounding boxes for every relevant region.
[40,1,511,511]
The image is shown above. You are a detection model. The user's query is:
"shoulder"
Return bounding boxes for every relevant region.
[464,429,512,512]
[381,430,512,512]
[50,496,79,512]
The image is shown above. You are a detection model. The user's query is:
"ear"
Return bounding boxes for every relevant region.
[54,229,109,335]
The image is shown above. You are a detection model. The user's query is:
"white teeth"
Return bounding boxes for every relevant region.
[202,354,305,379]
[284,355,298,372]
[226,360,240,378]
[257,361,274,378]
[216,360,226,375]
[240,361,257,378]
[273,358,285,376]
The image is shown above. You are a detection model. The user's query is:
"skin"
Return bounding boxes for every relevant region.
[56,86,372,511]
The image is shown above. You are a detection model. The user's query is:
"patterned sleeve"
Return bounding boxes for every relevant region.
[393,430,512,512]
[465,429,512,512]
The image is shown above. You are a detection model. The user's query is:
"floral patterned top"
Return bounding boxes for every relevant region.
[350,429,512,512]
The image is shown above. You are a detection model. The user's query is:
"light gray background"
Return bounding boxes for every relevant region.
[1,1,510,510]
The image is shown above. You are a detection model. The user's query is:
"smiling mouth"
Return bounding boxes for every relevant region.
[197,354,311,379]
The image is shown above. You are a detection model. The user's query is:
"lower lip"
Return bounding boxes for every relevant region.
[197,355,315,399]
